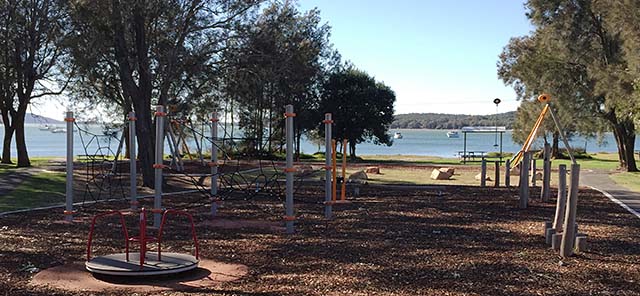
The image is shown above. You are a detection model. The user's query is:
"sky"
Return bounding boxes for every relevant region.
[32,0,533,120]
[298,0,534,115]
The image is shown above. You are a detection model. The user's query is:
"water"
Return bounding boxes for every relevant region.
[0,124,636,158]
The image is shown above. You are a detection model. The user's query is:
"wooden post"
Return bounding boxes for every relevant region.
[552,165,567,230]
[480,158,487,187]
[519,152,531,209]
[494,161,500,187]
[560,164,580,258]
[530,155,537,187]
[541,143,551,202]
[505,159,511,187]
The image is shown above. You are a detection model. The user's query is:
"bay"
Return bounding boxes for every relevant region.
[0,124,636,159]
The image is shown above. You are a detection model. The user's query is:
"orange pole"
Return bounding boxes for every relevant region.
[332,139,337,201]
[341,139,347,201]
[511,105,549,166]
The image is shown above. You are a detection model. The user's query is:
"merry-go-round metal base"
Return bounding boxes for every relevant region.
[85,252,199,276]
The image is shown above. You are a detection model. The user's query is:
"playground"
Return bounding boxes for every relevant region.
[1,99,640,295]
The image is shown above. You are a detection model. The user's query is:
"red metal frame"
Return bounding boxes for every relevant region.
[86,208,200,270]
[87,211,130,261]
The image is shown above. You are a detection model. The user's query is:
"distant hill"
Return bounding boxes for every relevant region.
[391,111,516,129]
[0,113,63,125]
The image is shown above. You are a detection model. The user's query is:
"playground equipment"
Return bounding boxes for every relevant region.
[513,94,583,257]
[329,139,348,203]
[85,208,199,276]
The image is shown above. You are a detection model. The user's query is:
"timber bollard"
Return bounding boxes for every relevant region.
[560,164,580,258]
[531,156,537,187]
[480,158,487,187]
[541,143,551,202]
[553,165,567,230]
[519,152,531,209]
[494,161,500,187]
[505,159,511,187]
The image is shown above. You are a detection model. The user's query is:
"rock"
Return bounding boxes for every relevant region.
[474,173,492,181]
[431,169,452,180]
[348,170,368,181]
[534,172,543,180]
[439,167,455,175]
[296,165,314,175]
[365,166,380,174]
[510,167,520,175]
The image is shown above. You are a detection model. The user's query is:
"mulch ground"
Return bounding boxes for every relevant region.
[1,181,640,295]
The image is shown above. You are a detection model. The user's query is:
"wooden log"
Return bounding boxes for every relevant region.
[552,233,563,250]
[545,228,556,246]
[575,234,588,253]
[541,143,551,202]
[480,158,487,187]
[519,152,531,209]
[560,164,580,258]
[505,159,511,187]
[494,161,500,187]
[552,165,568,230]
[531,156,537,187]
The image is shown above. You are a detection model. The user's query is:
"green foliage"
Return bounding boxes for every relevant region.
[391,112,515,129]
[318,67,396,158]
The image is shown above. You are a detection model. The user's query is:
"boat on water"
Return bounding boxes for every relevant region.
[446,131,459,138]
[38,124,52,131]
[50,127,65,133]
[393,132,403,139]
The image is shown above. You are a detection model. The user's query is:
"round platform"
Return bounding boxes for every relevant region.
[86,252,198,276]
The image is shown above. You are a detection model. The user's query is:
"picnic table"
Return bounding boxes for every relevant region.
[457,151,487,163]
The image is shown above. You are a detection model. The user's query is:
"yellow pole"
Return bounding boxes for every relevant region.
[511,104,549,166]
[341,139,347,201]
[332,139,337,201]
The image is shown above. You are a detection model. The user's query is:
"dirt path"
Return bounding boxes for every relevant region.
[580,168,640,218]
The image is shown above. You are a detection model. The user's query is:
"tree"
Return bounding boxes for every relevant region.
[499,0,637,170]
[318,67,395,159]
[67,0,260,186]
[0,0,69,167]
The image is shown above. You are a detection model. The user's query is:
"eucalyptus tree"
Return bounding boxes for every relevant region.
[67,0,260,186]
[222,1,332,157]
[0,0,70,167]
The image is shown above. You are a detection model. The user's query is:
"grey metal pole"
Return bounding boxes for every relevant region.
[210,112,219,217]
[153,106,166,227]
[494,161,500,187]
[547,105,576,165]
[519,151,531,209]
[505,159,511,187]
[541,143,551,202]
[128,112,137,210]
[560,164,580,257]
[480,158,487,187]
[284,105,295,234]
[64,111,74,222]
[324,113,333,219]
[552,164,567,230]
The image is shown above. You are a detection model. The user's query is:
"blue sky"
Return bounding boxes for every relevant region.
[298,0,533,115]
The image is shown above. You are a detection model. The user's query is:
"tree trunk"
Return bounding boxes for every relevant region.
[349,140,357,160]
[14,106,29,167]
[1,111,14,164]
[551,131,560,159]
[607,112,638,172]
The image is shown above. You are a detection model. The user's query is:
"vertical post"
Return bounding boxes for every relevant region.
[541,143,551,202]
[153,106,166,227]
[505,159,511,187]
[128,112,137,210]
[210,112,219,217]
[530,156,537,187]
[494,161,500,187]
[341,139,347,201]
[552,164,567,230]
[480,158,487,187]
[499,132,503,163]
[332,139,337,201]
[519,151,531,209]
[463,132,467,164]
[64,111,74,222]
[284,105,295,234]
[324,113,333,219]
[560,164,580,257]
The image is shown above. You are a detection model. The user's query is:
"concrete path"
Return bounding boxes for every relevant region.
[580,169,640,218]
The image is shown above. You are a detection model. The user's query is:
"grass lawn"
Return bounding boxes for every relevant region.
[610,172,640,192]
[0,157,58,174]
[0,171,66,212]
